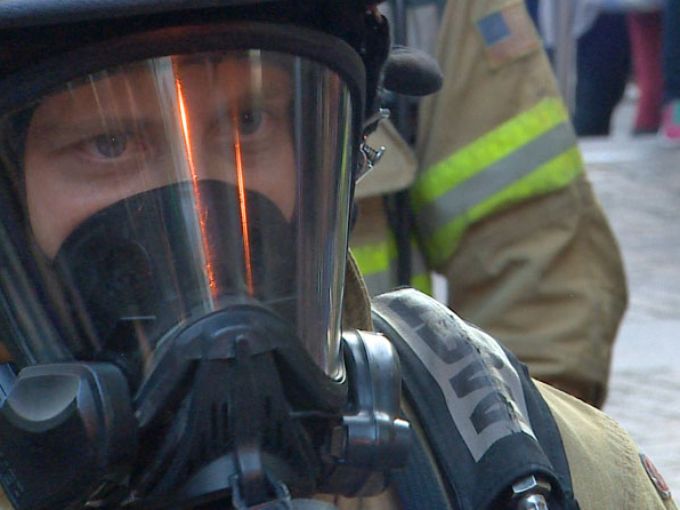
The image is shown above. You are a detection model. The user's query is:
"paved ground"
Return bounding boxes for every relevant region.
[582,131,680,497]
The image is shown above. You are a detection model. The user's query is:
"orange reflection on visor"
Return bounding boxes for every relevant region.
[174,74,219,300]
[231,109,255,297]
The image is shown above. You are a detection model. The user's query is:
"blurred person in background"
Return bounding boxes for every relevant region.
[353,0,628,408]
[623,0,680,143]
[573,10,631,135]
[628,8,664,134]
[660,0,680,142]
[537,0,631,135]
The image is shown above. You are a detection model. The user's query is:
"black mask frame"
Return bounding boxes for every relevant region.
[0,17,410,510]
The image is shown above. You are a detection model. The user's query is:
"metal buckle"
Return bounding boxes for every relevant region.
[231,474,293,510]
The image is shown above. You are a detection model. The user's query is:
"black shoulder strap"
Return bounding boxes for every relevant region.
[389,420,454,510]
[371,288,580,510]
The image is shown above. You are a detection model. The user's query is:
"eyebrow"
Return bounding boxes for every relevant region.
[30,56,294,141]
[29,117,155,148]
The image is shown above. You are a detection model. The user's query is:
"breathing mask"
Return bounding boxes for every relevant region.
[0,3,411,508]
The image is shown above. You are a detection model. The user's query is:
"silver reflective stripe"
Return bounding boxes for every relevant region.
[411,242,428,276]
[363,269,396,297]
[374,290,536,462]
[416,121,576,239]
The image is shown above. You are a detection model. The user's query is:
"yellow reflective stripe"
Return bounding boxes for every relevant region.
[411,273,432,295]
[414,121,580,240]
[350,237,398,296]
[349,240,396,277]
[409,239,432,294]
[350,237,433,296]
[423,146,583,267]
[411,97,572,213]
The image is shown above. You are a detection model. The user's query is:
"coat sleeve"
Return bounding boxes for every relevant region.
[443,175,627,407]
[411,0,627,407]
[537,380,678,510]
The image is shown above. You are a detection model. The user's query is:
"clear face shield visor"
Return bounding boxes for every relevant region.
[0,41,360,388]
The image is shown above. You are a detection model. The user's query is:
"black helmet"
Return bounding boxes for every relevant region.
[0,2,412,509]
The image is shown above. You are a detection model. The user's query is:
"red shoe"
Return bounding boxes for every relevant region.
[659,100,680,145]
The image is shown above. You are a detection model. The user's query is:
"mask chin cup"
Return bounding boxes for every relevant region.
[0,310,411,510]
[130,309,412,507]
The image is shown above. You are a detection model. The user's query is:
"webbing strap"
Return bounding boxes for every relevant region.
[372,289,580,510]
[391,425,454,510]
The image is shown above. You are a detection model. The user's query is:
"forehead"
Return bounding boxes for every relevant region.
[64,51,293,94]
[28,52,295,129]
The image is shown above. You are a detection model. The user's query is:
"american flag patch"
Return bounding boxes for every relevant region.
[476,2,541,67]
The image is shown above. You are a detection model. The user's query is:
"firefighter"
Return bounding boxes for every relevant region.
[0,1,672,509]
[352,0,628,407]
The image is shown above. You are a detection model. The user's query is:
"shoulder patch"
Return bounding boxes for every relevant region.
[640,453,672,500]
[475,2,541,68]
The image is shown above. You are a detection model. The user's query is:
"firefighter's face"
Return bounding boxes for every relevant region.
[23,56,297,258]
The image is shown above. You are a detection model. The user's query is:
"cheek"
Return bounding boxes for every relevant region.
[265,144,297,220]
[246,132,297,220]
[23,154,129,259]
[207,141,298,220]
[249,161,296,222]
[24,154,78,259]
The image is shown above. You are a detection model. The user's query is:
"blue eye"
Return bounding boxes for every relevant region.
[238,109,263,136]
[93,133,128,158]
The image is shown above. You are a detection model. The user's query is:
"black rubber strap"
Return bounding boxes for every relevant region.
[372,288,580,510]
[391,423,454,510]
